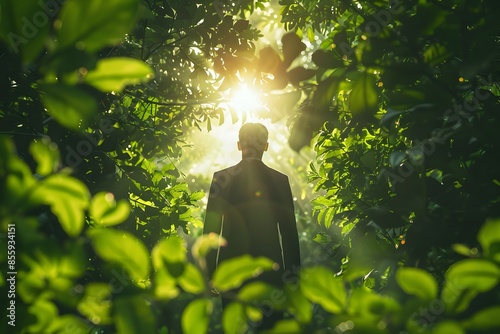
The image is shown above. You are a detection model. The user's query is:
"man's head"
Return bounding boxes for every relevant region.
[238,123,269,159]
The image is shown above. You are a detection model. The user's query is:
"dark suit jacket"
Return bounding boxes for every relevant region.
[203,159,300,287]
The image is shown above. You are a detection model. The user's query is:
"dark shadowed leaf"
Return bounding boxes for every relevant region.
[57,0,138,52]
[349,72,378,116]
[312,76,338,113]
[282,32,306,68]
[312,49,344,68]
[40,83,98,130]
[114,295,156,334]
[287,67,316,86]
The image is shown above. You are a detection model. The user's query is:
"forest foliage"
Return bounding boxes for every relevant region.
[1,0,500,333]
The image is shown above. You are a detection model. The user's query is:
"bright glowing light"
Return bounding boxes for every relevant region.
[228,84,263,118]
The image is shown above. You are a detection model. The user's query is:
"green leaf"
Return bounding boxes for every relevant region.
[478,218,500,263]
[287,67,316,86]
[154,268,179,300]
[349,72,378,117]
[181,298,212,334]
[300,266,346,314]
[462,306,500,331]
[83,57,154,92]
[90,191,130,226]
[177,263,206,294]
[445,259,500,292]
[30,174,89,237]
[442,259,500,313]
[25,299,58,333]
[190,190,205,201]
[56,0,138,52]
[114,295,156,334]
[0,0,50,62]
[88,228,150,283]
[191,233,226,264]
[432,321,465,334]
[261,319,302,334]
[152,236,186,278]
[284,284,312,324]
[424,43,452,66]
[312,76,338,112]
[223,302,247,334]
[212,255,274,292]
[281,32,306,67]
[77,283,112,325]
[29,140,59,176]
[396,267,438,300]
[47,315,91,333]
[40,83,98,130]
[311,49,344,68]
[237,282,276,303]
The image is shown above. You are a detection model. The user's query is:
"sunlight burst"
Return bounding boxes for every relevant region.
[228,84,264,118]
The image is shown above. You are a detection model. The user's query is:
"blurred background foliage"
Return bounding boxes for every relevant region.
[1,0,500,333]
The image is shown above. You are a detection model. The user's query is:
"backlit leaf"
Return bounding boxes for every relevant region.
[212,255,274,292]
[261,319,302,334]
[432,321,465,334]
[181,298,212,334]
[178,263,206,294]
[237,282,275,303]
[396,267,438,300]
[223,302,247,334]
[90,191,130,226]
[284,284,312,324]
[445,259,500,292]
[478,218,500,263]
[462,306,500,331]
[88,228,150,283]
[300,266,346,314]
[29,140,59,176]
[30,174,89,237]
[83,57,154,92]
[77,283,112,325]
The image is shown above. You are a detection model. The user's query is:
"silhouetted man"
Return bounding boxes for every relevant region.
[203,123,301,331]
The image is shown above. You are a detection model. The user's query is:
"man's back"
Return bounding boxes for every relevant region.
[205,159,300,286]
[203,122,301,330]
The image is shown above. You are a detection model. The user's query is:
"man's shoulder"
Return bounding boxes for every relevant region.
[212,163,243,180]
[263,164,289,181]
